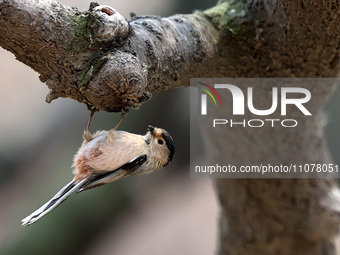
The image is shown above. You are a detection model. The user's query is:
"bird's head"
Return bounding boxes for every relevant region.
[145,125,175,167]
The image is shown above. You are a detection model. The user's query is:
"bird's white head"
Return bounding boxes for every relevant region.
[144,125,175,168]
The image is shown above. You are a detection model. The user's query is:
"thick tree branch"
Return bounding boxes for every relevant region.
[0,0,220,112]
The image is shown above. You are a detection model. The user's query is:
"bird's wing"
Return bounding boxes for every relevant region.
[21,177,89,226]
[86,131,147,173]
[78,154,147,192]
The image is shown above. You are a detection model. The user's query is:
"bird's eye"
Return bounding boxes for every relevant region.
[158,139,164,145]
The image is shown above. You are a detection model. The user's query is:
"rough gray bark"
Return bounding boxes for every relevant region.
[1,0,340,254]
[207,1,340,254]
[0,0,218,112]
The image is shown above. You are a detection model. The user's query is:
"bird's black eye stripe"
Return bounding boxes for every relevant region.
[161,131,175,163]
[158,139,164,145]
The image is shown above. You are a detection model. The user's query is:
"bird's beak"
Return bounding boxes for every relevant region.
[147,125,155,134]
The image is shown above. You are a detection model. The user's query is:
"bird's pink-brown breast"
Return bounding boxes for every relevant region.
[73,130,147,182]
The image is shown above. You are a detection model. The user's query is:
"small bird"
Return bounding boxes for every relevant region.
[21,125,175,226]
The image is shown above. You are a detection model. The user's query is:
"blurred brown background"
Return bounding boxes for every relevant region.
[0,1,218,255]
[1,0,340,254]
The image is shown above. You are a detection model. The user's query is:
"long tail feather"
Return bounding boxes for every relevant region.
[22,155,148,226]
[21,178,88,226]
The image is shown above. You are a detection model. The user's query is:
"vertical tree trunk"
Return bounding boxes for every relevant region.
[207,1,340,254]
